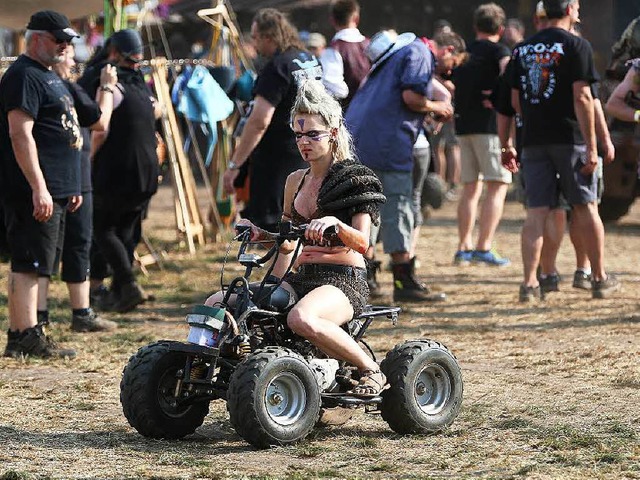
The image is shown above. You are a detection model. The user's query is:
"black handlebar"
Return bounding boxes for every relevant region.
[234,222,336,267]
[235,222,335,243]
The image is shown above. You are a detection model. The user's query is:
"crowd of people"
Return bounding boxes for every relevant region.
[0,0,635,372]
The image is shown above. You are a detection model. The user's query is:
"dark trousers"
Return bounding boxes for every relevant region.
[93,204,144,292]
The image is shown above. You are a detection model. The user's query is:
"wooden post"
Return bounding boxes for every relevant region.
[198,1,249,231]
[134,234,164,276]
[151,57,206,254]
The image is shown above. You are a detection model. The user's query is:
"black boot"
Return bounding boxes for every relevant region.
[392,260,446,303]
[4,325,76,359]
[112,281,146,313]
[366,259,383,298]
[72,308,118,332]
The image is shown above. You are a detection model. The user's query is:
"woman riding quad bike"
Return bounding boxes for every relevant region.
[120,80,463,448]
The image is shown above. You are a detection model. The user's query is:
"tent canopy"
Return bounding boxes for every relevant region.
[0,0,104,30]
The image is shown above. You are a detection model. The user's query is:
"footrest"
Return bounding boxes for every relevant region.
[321,392,383,407]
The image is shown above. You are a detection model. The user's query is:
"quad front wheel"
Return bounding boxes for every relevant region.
[380,339,463,434]
[120,342,209,439]
[227,347,321,448]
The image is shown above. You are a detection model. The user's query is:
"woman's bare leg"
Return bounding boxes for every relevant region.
[286,285,378,372]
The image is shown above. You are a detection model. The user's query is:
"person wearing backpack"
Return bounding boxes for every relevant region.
[320,0,370,109]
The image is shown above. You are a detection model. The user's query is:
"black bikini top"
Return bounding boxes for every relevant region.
[286,169,345,247]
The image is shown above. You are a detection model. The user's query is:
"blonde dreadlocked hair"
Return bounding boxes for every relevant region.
[290,79,356,162]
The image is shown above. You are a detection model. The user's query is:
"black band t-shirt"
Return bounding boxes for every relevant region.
[510,27,599,147]
[253,47,322,147]
[453,39,511,135]
[0,55,83,200]
[243,47,321,229]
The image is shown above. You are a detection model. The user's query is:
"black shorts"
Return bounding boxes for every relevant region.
[3,198,67,276]
[53,192,92,282]
[284,264,369,317]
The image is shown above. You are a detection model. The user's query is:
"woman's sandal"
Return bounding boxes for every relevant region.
[347,369,389,398]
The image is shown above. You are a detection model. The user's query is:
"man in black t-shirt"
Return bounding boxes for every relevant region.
[509,0,620,301]
[0,10,82,358]
[452,3,512,267]
[499,6,615,298]
[222,8,321,233]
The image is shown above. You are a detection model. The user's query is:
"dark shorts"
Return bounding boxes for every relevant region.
[54,192,92,282]
[284,264,369,317]
[3,198,67,276]
[430,121,459,148]
[521,144,598,208]
[519,154,603,211]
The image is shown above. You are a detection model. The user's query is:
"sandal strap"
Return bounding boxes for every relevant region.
[360,370,385,389]
[352,369,386,393]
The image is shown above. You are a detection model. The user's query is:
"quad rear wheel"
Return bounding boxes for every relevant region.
[380,339,463,434]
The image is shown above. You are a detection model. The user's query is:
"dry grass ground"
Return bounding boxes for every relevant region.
[0,185,638,480]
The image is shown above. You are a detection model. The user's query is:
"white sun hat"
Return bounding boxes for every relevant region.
[366,30,417,72]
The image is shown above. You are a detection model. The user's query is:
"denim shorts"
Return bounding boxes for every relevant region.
[370,170,413,254]
[430,121,458,148]
[521,144,598,208]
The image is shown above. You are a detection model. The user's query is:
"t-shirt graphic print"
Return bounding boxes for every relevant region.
[510,27,598,146]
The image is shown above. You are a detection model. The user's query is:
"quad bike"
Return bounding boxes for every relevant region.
[120,222,463,449]
[598,60,640,222]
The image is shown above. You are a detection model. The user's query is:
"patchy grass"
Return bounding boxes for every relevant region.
[0,186,639,479]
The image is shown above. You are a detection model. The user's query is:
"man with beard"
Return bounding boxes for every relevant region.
[1,11,84,358]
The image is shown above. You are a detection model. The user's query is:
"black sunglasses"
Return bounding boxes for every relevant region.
[120,53,143,66]
[42,32,67,44]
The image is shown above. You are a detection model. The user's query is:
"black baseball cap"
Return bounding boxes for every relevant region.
[26,10,79,42]
[110,29,144,57]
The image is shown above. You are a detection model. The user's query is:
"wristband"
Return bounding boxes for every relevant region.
[634,110,640,123]
[99,85,114,93]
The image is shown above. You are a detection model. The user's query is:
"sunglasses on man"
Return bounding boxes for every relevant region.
[41,32,68,44]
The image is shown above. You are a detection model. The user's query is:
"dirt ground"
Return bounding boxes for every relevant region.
[0,185,638,480]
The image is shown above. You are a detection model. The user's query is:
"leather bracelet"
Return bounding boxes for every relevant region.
[634,110,640,123]
[99,85,114,93]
